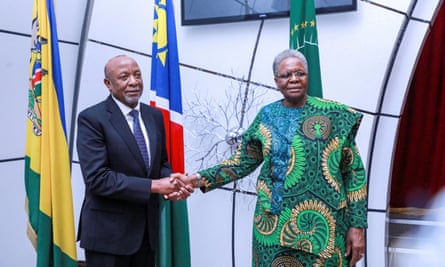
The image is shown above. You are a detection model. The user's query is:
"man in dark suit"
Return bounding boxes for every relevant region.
[76,55,191,267]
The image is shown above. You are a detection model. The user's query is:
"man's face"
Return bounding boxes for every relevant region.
[274,57,308,107]
[104,56,143,108]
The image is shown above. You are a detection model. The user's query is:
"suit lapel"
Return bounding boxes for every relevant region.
[105,97,147,173]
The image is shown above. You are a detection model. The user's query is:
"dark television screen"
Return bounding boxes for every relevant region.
[181,0,357,25]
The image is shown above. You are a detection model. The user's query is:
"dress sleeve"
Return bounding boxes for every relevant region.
[198,112,264,192]
[341,113,368,228]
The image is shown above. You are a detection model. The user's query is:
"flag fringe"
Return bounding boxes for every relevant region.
[24,196,38,250]
[26,221,38,251]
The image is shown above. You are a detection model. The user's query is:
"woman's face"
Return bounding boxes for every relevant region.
[274,57,308,107]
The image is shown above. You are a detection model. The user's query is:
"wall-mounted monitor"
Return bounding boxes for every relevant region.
[181,0,357,26]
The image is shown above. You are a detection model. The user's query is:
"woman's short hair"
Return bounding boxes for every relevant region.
[272,49,308,76]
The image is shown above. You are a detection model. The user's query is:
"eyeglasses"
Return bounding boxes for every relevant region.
[276,71,307,80]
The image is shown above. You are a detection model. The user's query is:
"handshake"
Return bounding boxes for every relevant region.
[152,173,201,201]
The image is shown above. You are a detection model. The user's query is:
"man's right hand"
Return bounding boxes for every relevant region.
[152,174,194,200]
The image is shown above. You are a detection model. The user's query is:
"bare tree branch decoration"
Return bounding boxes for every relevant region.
[184,78,267,176]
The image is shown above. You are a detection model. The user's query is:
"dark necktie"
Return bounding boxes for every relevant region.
[129,110,150,170]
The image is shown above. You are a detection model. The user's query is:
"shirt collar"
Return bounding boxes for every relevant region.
[111,94,140,116]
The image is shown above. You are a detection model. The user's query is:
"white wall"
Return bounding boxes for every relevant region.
[0,0,442,266]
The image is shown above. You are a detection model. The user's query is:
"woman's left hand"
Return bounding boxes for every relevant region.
[345,227,365,267]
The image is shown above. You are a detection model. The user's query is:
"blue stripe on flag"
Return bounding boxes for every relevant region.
[151,0,182,115]
[46,0,67,136]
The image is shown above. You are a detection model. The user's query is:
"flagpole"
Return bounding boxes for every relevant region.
[69,0,95,159]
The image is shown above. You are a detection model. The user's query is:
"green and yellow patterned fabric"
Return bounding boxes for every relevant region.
[199,96,367,266]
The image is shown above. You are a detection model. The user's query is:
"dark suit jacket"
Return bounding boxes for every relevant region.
[76,95,172,255]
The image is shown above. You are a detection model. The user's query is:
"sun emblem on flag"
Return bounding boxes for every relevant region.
[153,0,168,66]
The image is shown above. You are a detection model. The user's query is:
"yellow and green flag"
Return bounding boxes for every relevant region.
[25,0,77,266]
[290,0,323,97]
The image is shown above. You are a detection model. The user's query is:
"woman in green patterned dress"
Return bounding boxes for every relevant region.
[183,49,367,267]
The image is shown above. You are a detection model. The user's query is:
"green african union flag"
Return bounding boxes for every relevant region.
[290,0,323,97]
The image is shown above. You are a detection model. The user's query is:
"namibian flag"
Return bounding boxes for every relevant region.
[25,0,77,266]
[150,0,191,266]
